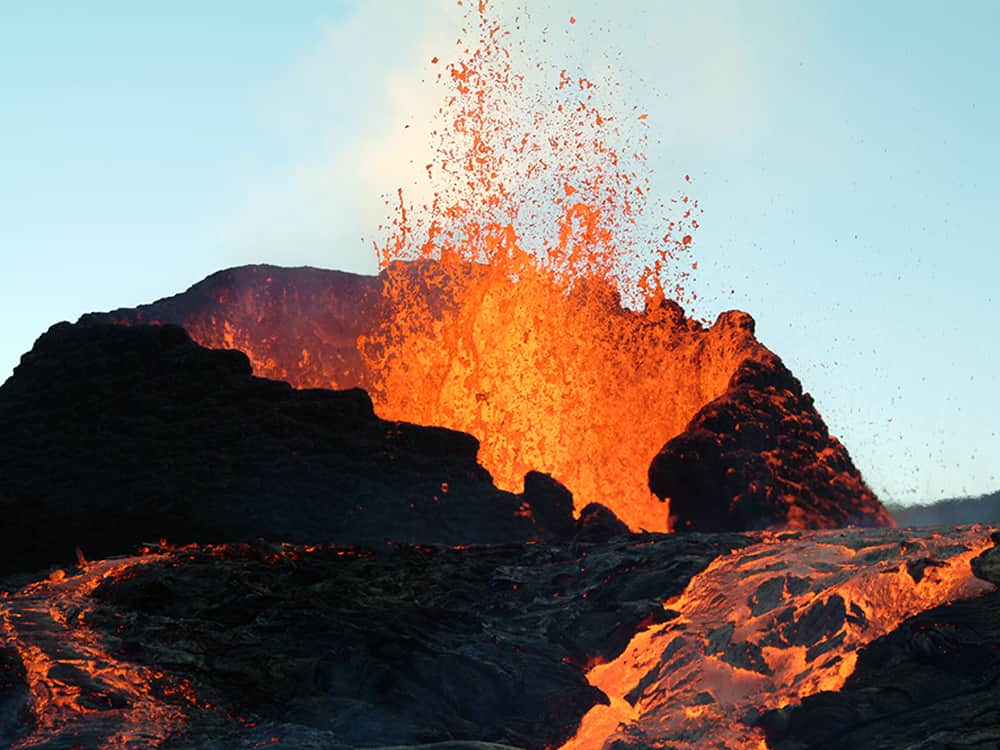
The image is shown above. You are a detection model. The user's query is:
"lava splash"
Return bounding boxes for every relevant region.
[81,0,892,534]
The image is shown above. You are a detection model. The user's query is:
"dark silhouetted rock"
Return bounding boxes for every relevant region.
[0,322,577,574]
[575,502,630,542]
[522,471,576,538]
[649,356,893,532]
[81,263,892,534]
[81,264,383,391]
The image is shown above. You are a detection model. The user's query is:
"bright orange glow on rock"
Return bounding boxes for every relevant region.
[559,527,996,750]
[84,1,890,533]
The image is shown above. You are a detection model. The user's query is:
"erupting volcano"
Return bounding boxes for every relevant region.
[85,1,889,534]
[2,2,997,749]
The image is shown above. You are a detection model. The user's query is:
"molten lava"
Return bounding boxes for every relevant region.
[2,532,996,748]
[559,527,996,750]
[4,3,993,749]
[360,2,709,530]
[0,554,189,749]
[76,1,897,532]
[88,2,865,532]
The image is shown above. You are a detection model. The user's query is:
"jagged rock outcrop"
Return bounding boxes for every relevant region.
[82,265,382,390]
[0,322,586,574]
[649,353,893,532]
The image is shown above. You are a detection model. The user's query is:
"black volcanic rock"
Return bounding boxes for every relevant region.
[0,533,751,749]
[575,502,630,542]
[522,471,577,538]
[81,264,382,390]
[0,322,575,574]
[649,355,892,532]
[763,536,1000,749]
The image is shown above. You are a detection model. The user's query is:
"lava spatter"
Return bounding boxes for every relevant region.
[81,2,890,534]
[361,0,715,530]
[559,526,996,750]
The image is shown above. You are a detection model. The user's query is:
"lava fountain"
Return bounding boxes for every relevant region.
[86,1,889,532]
[359,0,713,530]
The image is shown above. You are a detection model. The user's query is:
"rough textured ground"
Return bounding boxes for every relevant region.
[0,534,751,749]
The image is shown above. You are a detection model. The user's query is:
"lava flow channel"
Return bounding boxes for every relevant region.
[560,526,997,750]
[0,554,195,749]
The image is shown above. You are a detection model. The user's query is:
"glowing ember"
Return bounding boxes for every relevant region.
[559,527,996,750]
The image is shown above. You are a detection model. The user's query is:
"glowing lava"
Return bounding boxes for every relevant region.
[559,526,996,750]
[360,2,707,531]
[87,1,891,533]
[0,554,190,749]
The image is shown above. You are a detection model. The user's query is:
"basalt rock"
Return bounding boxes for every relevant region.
[574,502,631,543]
[649,355,893,532]
[81,264,383,391]
[0,323,577,574]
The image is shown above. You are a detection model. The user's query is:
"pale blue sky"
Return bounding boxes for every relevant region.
[2,1,997,504]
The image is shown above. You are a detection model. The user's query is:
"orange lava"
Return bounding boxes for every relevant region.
[115,2,886,532]
[96,3,887,535]
[559,527,997,750]
[149,1,736,531]
[362,2,710,531]
[0,554,190,749]
[0,542,369,748]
